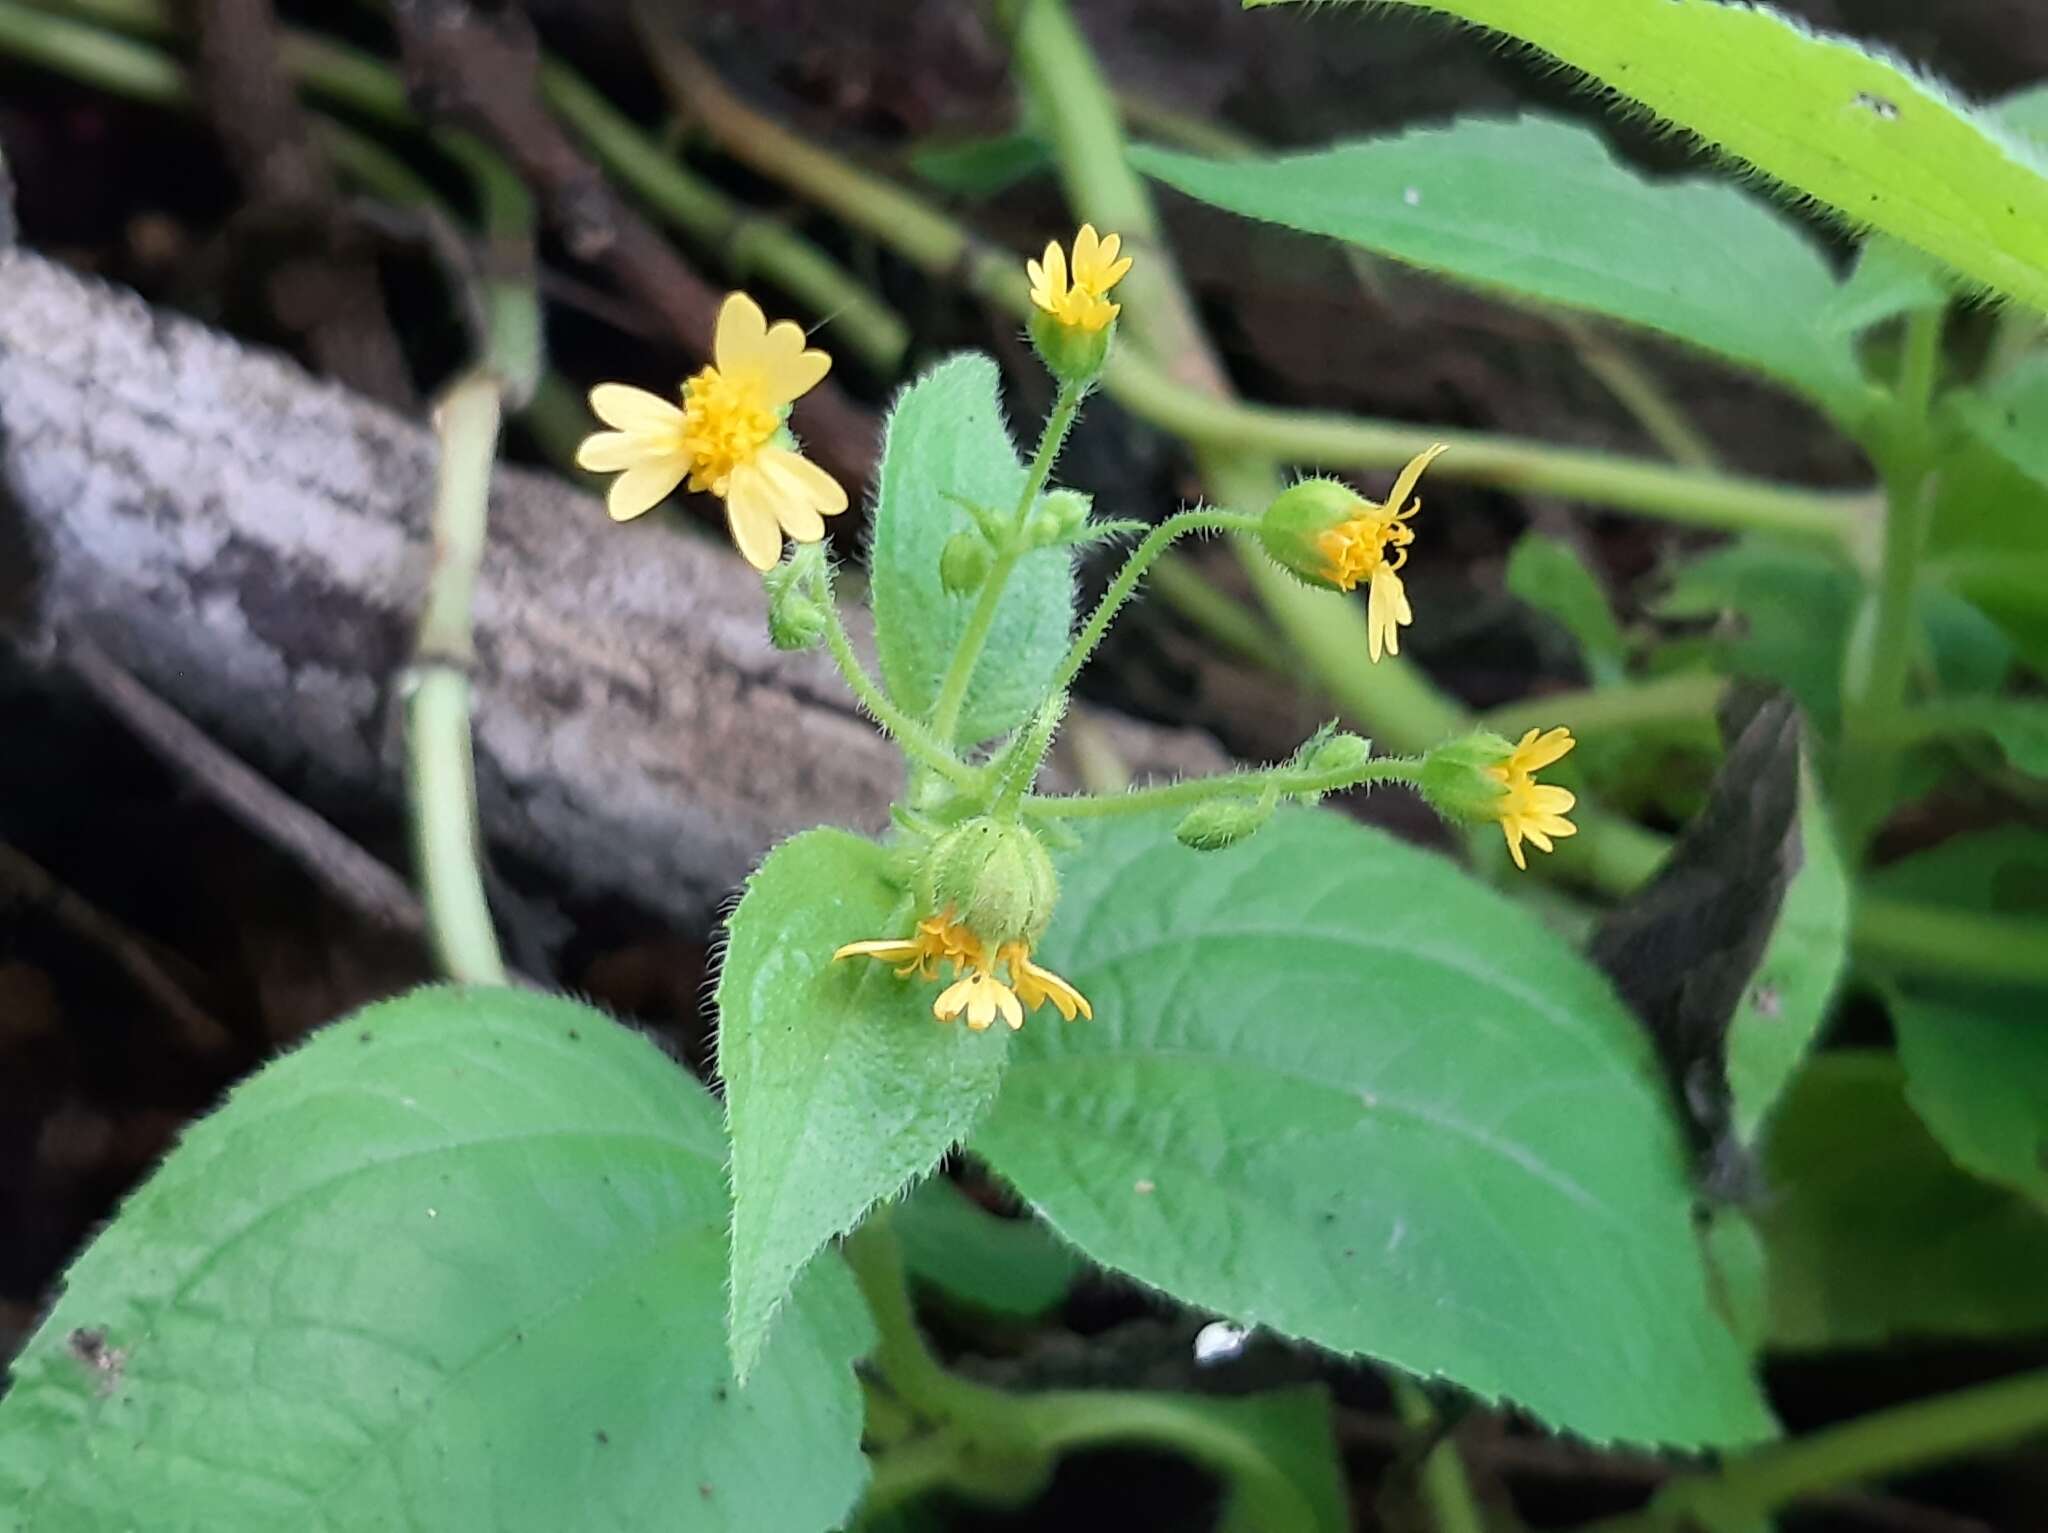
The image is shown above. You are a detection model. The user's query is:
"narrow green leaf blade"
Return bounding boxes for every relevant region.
[1133,118,1871,422]
[869,353,1075,743]
[717,829,1010,1376]
[0,987,872,1533]
[895,1177,1082,1318]
[1756,1053,2048,1349]
[1505,532,1627,683]
[1726,767,1850,1142]
[975,812,1772,1448]
[1257,0,2048,313]
[1893,988,2048,1209]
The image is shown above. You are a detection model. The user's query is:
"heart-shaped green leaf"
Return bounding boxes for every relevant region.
[974,811,1773,1448]
[0,987,872,1533]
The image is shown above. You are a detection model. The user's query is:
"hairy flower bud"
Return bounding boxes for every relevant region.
[1417,732,1517,826]
[1298,728,1373,777]
[1028,307,1113,386]
[1175,797,1274,852]
[939,530,994,595]
[761,546,827,651]
[921,817,1061,951]
[1026,488,1093,548]
[1255,478,1363,593]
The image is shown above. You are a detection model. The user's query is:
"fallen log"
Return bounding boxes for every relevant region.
[0,250,1222,928]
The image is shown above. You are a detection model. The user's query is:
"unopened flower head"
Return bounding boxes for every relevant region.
[1487,727,1579,870]
[1257,444,1448,663]
[1419,726,1578,868]
[1027,224,1132,381]
[1028,224,1131,333]
[574,292,848,570]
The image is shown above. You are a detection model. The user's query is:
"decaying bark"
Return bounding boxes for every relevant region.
[0,251,1223,927]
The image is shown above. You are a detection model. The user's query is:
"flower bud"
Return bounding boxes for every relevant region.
[939,530,993,595]
[1298,728,1373,777]
[1417,731,1515,826]
[1255,477,1362,592]
[1029,307,1112,386]
[1175,797,1274,852]
[761,546,827,651]
[1026,488,1093,548]
[921,817,1060,950]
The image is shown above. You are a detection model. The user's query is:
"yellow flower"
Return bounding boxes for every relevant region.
[1027,223,1132,333]
[575,292,848,570]
[1312,443,1447,663]
[1486,727,1579,870]
[834,912,1091,1031]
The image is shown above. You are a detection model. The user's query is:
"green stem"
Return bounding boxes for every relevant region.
[1850,896,2048,988]
[994,508,1258,805]
[1551,311,1720,473]
[809,565,983,788]
[1585,1367,2048,1533]
[1147,552,1287,663]
[1841,305,1944,846]
[1027,755,1420,821]
[842,1219,1008,1427]
[537,59,909,373]
[407,373,508,986]
[1392,1378,1488,1533]
[1480,673,1725,742]
[0,0,184,101]
[928,380,1086,744]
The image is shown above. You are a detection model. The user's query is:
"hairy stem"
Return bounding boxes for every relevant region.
[1026,755,1421,821]
[928,380,1086,744]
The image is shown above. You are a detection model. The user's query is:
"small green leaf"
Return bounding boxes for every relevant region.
[1133,117,1872,424]
[1726,766,1850,1142]
[894,1177,1083,1318]
[1819,237,1951,334]
[1181,1387,1349,1533]
[717,829,1010,1377]
[869,354,1076,744]
[0,988,872,1533]
[1257,0,2048,313]
[911,130,1052,200]
[1505,531,1627,683]
[1656,541,2012,736]
[1755,1053,2048,1349]
[1893,988,2048,1210]
[975,811,1773,1448]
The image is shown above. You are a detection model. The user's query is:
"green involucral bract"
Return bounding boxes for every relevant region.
[972,809,1776,1449]
[0,988,874,1533]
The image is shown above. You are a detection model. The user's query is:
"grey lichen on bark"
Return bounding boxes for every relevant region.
[0,252,1223,927]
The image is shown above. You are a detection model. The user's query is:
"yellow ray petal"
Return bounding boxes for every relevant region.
[576,430,648,473]
[757,445,849,516]
[607,458,687,522]
[589,382,682,433]
[713,291,770,376]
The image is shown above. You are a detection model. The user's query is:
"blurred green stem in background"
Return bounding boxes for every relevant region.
[406,372,509,986]
[633,0,1862,554]
[1585,1366,2048,1533]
